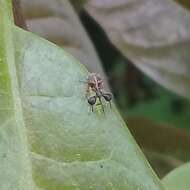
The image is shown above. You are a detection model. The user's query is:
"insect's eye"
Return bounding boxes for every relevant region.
[89,81,96,88]
[102,93,112,102]
[88,96,97,105]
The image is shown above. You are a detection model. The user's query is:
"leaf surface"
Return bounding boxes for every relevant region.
[14,26,164,189]
[1,0,165,189]
[0,0,35,189]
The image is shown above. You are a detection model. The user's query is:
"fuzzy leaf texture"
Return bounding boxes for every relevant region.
[0,0,165,189]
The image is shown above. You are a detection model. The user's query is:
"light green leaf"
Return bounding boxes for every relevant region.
[0,0,165,189]
[86,0,190,99]
[14,26,164,190]
[162,162,190,190]
[0,0,35,189]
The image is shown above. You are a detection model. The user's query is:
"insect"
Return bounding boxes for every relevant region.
[86,73,112,113]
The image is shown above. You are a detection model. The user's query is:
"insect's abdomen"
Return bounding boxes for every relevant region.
[95,97,104,114]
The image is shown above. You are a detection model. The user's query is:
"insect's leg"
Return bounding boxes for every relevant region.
[91,105,94,112]
[98,96,105,113]
[88,104,93,113]
[109,101,112,108]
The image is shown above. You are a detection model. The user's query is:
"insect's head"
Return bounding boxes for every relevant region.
[87,73,103,91]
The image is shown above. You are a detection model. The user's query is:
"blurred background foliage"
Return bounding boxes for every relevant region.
[18,0,190,183]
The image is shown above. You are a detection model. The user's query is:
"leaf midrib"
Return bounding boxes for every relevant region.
[0,0,33,188]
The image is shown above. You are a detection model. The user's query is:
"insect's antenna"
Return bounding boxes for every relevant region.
[78,74,89,84]
[79,80,88,83]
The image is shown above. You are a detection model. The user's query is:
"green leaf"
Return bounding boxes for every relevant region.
[162,162,190,190]
[14,26,164,190]
[0,0,35,189]
[1,0,165,189]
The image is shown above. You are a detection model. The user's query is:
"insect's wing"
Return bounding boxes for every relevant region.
[102,93,113,101]
[87,96,97,105]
